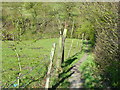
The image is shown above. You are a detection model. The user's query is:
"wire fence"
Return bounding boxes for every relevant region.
[2,55,49,88]
[2,38,82,88]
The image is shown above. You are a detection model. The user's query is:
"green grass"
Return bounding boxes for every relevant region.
[51,51,85,88]
[2,38,81,88]
[51,40,87,88]
[50,40,104,88]
[79,53,103,88]
[60,51,85,88]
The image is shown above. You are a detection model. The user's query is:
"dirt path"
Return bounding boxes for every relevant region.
[68,53,88,88]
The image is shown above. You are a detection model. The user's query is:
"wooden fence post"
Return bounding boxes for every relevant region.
[57,28,67,69]
[79,33,84,52]
[61,28,67,63]
[14,48,21,88]
[67,39,74,58]
[57,31,62,68]
[76,40,79,53]
[70,20,74,38]
[45,43,56,89]
[82,33,84,41]
[67,20,75,58]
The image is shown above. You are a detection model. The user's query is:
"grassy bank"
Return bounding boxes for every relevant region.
[79,53,103,88]
[51,51,85,88]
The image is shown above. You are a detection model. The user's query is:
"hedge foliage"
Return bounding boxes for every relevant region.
[93,2,120,87]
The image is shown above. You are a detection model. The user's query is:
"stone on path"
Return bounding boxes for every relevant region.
[68,53,88,88]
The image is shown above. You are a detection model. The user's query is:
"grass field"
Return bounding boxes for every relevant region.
[2,38,82,88]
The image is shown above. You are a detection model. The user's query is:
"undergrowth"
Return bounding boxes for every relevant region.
[79,53,103,88]
[51,51,84,88]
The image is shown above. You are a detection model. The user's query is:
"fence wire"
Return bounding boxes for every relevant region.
[2,55,49,88]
